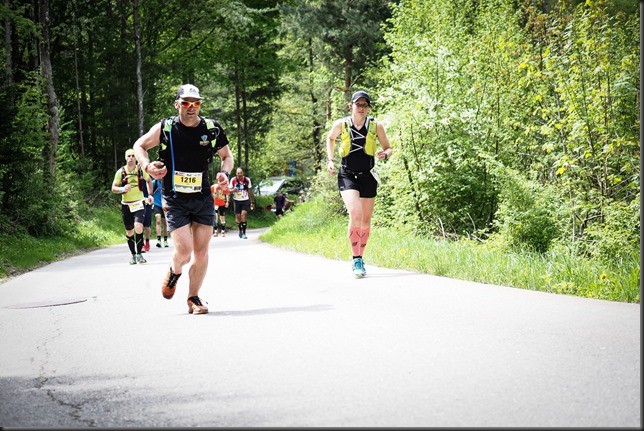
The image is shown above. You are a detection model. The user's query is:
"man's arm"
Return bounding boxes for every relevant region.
[111,171,126,194]
[215,146,234,190]
[216,145,234,177]
[134,122,166,179]
[248,182,255,203]
[145,177,154,203]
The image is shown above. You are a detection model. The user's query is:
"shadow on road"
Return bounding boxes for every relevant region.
[209,304,334,317]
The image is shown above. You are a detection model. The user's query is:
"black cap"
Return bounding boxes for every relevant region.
[351,90,371,106]
[176,84,203,100]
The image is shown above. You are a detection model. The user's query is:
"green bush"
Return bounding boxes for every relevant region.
[495,171,561,254]
[579,197,640,264]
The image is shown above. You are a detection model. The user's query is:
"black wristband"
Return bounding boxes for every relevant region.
[222,170,230,177]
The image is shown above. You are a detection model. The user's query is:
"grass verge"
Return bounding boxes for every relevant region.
[261,199,640,303]
[0,205,124,282]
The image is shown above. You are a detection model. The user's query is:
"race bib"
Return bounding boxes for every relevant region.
[127,200,145,213]
[174,171,203,193]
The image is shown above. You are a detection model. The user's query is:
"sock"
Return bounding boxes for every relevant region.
[135,232,143,254]
[242,222,247,235]
[221,222,226,232]
[127,234,135,255]
[157,236,161,242]
[359,227,371,255]
[349,227,361,256]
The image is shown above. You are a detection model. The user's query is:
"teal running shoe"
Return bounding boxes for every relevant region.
[352,257,366,278]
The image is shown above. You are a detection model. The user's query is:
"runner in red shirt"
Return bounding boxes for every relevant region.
[211,182,229,237]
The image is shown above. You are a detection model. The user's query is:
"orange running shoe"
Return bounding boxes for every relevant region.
[187,296,208,314]
[161,267,181,299]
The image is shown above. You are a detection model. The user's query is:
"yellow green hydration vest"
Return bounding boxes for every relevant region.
[339,116,377,158]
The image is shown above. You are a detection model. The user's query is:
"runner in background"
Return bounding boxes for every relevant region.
[152,178,169,248]
[326,90,392,278]
[211,181,229,237]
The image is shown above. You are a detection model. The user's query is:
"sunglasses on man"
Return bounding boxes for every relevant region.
[178,100,201,108]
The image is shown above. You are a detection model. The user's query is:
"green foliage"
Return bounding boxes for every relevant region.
[0,72,55,235]
[260,198,349,260]
[493,168,562,253]
[578,197,640,264]
[307,167,346,217]
[374,0,638,262]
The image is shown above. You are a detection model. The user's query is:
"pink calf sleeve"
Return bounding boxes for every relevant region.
[359,227,371,254]
[349,228,362,256]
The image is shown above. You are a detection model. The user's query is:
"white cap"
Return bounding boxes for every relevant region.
[176,84,203,100]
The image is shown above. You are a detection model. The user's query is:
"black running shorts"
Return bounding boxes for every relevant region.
[216,205,227,216]
[164,194,215,233]
[233,199,251,214]
[143,204,152,227]
[121,203,145,231]
[153,205,166,218]
[337,166,378,198]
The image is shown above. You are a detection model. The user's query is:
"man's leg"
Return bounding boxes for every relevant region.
[134,221,144,254]
[240,209,248,238]
[169,223,193,276]
[186,223,212,298]
[155,214,162,247]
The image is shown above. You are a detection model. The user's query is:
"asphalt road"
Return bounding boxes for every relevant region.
[0,228,640,427]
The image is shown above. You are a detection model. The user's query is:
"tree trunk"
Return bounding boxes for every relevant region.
[73,23,85,158]
[344,45,352,101]
[39,0,59,224]
[133,0,144,135]
[4,0,12,93]
[325,83,332,123]
[234,72,242,169]
[308,38,322,171]
[242,89,248,171]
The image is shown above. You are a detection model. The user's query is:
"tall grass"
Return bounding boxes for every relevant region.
[261,199,640,303]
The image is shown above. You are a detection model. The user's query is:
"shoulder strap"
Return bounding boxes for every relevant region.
[204,117,221,146]
[160,116,177,144]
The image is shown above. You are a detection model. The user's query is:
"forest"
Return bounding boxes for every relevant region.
[0,0,639,281]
